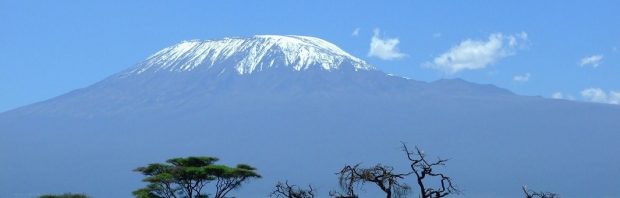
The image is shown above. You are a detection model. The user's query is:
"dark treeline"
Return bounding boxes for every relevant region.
[38,193,89,198]
[40,143,558,198]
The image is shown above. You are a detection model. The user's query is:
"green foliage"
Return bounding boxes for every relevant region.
[132,183,169,198]
[233,164,261,177]
[212,164,261,198]
[133,186,164,198]
[166,156,218,167]
[134,156,260,198]
[38,193,89,198]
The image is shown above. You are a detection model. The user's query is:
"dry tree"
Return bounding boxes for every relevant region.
[402,143,459,198]
[522,186,559,198]
[332,163,410,198]
[270,180,316,198]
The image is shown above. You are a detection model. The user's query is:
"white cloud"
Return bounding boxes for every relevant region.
[579,55,603,68]
[424,32,528,74]
[581,88,620,104]
[551,92,575,100]
[513,73,531,83]
[551,92,564,99]
[368,29,407,60]
[433,33,442,38]
[352,28,360,36]
[611,92,620,104]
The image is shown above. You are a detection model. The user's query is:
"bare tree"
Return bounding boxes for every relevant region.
[270,181,316,198]
[330,164,359,198]
[402,143,459,198]
[332,163,410,198]
[522,186,559,198]
[329,163,360,198]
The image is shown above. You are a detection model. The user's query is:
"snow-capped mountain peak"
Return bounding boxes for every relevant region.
[126,35,374,75]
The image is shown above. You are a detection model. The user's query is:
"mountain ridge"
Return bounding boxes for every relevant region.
[0,35,517,118]
[1,35,620,198]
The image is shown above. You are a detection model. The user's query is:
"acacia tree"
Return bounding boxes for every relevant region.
[211,164,262,198]
[168,157,218,198]
[270,181,316,198]
[133,156,260,198]
[332,164,410,198]
[402,143,459,198]
[133,163,184,198]
[134,156,217,198]
[522,186,559,198]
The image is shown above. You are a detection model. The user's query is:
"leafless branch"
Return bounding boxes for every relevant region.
[332,163,410,198]
[270,180,316,198]
[402,143,459,198]
[522,186,559,198]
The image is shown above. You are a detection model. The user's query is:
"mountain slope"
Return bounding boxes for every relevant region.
[1,35,619,198]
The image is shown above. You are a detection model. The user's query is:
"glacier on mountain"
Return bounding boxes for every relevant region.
[126,35,374,75]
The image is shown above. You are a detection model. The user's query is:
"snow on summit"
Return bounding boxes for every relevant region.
[127,35,374,75]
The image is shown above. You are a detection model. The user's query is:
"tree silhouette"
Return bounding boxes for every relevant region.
[522,186,559,198]
[211,164,261,198]
[39,193,89,198]
[270,180,316,198]
[332,163,410,198]
[329,162,360,198]
[133,156,260,198]
[402,143,459,198]
[133,163,182,198]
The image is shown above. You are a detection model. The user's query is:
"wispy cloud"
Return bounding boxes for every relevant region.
[352,28,360,36]
[581,88,620,104]
[551,92,564,99]
[424,32,528,74]
[551,92,574,100]
[432,33,442,38]
[579,55,603,68]
[513,73,531,83]
[368,29,407,60]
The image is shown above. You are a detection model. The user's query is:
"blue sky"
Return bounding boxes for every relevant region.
[1,0,619,112]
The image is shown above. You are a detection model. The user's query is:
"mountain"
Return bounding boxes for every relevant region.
[1,35,619,198]
[126,35,373,74]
